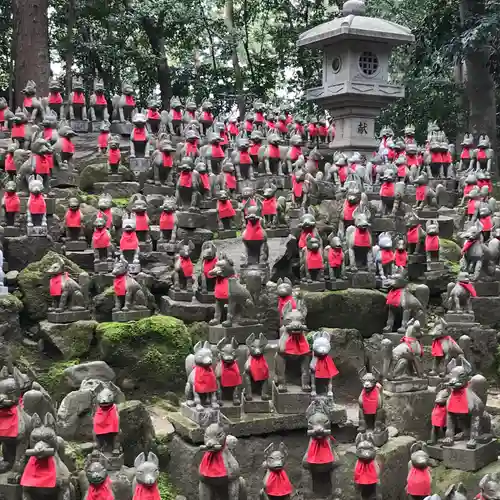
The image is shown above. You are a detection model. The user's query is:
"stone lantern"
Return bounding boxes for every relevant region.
[297,0,414,155]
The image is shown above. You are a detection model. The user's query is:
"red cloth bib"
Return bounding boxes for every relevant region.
[194,365,217,393]
[147,109,160,120]
[406,467,431,496]
[362,386,379,415]
[220,361,242,387]
[395,250,407,267]
[354,460,378,485]
[407,155,418,166]
[5,153,15,172]
[23,97,33,108]
[278,120,288,133]
[278,296,296,317]
[461,148,470,160]
[199,450,227,478]
[199,172,210,190]
[162,152,173,168]
[401,336,422,357]
[125,95,135,107]
[211,144,225,158]
[306,436,335,464]
[172,109,182,121]
[179,256,193,277]
[61,137,75,154]
[11,123,25,139]
[133,127,147,141]
[134,213,149,231]
[386,288,402,307]
[217,200,235,219]
[249,143,260,156]
[43,128,53,141]
[249,356,269,382]
[285,115,293,125]
[246,121,254,133]
[318,125,328,137]
[266,470,293,496]
[244,221,264,241]
[202,111,213,122]
[29,194,46,214]
[87,477,114,500]
[65,209,81,228]
[35,155,50,175]
[380,182,395,197]
[295,124,304,135]
[98,209,112,229]
[285,332,310,355]
[292,176,303,198]
[224,172,237,190]
[268,144,280,159]
[3,192,20,212]
[416,185,427,202]
[21,456,56,488]
[262,197,277,216]
[98,131,110,148]
[185,142,198,156]
[95,95,107,105]
[464,184,475,196]
[120,231,138,251]
[448,387,469,413]
[381,249,394,265]
[397,164,407,177]
[315,356,339,378]
[467,198,477,216]
[0,406,18,437]
[50,273,67,297]
[459,282,477,297]
[477,150,487,160]
[215,277,230,299]
[72,92,85,104]
[93,404,119,435]
[354,228,371,247]
[431,336,455,357]
[254,111,264,123]
[239,151,251,165]
[431,152,443,163]
[308,124,318,137]
[407,226,420,244]
[93,228,111,249]
[179,171,193,188]
[187,110,196,120]
[159,212,175,230]
[203,258,217,277]
[48,92,62,104]
[431,404,447,427]
[228,123,239,136]
[462,240,475,255]
[113,275,126,296]
[108,149,121,164]
[338,166,347,183]
[306,249,323,270]
[289,146,302,161]
[480,215,492,231]
[219,131,229,145]
[133,483,161,500]
[343,201,357,221]
[425,235,439,252]
[328,248,343,268]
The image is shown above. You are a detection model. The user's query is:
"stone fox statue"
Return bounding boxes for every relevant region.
[111,258,148,312]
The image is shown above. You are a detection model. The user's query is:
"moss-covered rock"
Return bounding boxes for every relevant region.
[304,289,387,338]
[187,322,209,344]
[440,238,461,263]
[79,162,135,192]
[0,294,23,340]
[98,316,192,392]
[17,252,85,322]
[38,359,80,398]
[157,473,179,500]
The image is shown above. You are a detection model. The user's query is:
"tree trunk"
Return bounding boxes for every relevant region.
[65,0,76,93]
[13,0,50,107]
[460,0,497,170]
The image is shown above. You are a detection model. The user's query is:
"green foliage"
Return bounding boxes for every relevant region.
[157,472,178,500]
[38,359,80,396]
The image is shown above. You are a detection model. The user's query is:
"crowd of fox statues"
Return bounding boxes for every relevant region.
[0,78,497,499]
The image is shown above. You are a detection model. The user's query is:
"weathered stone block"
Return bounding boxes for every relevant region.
[112,309,151,322]
[160,296,214,323]
[208,324,262,344]
[442,440,498,472]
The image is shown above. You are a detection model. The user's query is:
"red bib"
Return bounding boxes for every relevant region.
[448,387,469,413]
[306,249,323,270]
[328,248,343,268]
[220,361,242,387]
[179,171,193,188]
[431,404,447,427]
[425,235,439,252]
[224,172,237,190]
[295,124,304,135]
[416,185,427,201]
[120,231,138,251]
[179,256,193,277]
[278,296,296,317]
[395,250,407,267]
[162,152,173,168]
[354,460,378,485]
[381,249,394,265]
[125,95,135,107]
[246,121,254,133]
[133,128,147,141]
[268,144,280,159]
[72,92,85,104]
[401,336,422,357]
[464,184,475,196]
[228,123,239,135]
[292,176,303,198]
[306,437,334,464]
[337,166,347,184]
[362,386,379,415]
[199,450,227,478]
[343,201,357,221]
[11,123,25,139]
[431,152,443,163]
[249,143,260,156]
[386,288,402,307]
[187,110,196,120]
[108,149,121,164]
[50,273,67,297]
[462,240,475,255]
[285,332,310,355]
[407,155,418,166]
[23,97,33,108]
[194,365,217,393]
[308,124,318,137]
[93,228,111,249]
[249,356,269,382]
[147,109,160,120]
[431,336,451,357]
[289,146,302,161]
[134,213,149,231]
[318,125,328,136]
[354,228,371,247]
[266,470,293,496]
[199,173,210,190]
[480,215,492,231]
[35,155,51,175]
[217,200,235,219]
[299,230,314,249]
[202,111,213,122]
[219,131,229,145]
[253,111,264,123]
[215,277,230,300]
[172,109,182,121]
[95,95,107,105]
[113,275,126,296]
[87,477,114,500]
[133,483,161,500]
[65,209,81,228]
[159,212,175,230]
[397,164,407,178]
[29,194,46,214]
[185,142,198,156]
[5,154,15,172]
[21,456,56,488]
[407,226,420,244]
[0,406,18,437]
[3,192,20,213]
[61,137,75,154]
[461,148,470,160]
[315,356,339,378]
[98,209,112,229]
[262,197,277,216]
[285,115,293,125]
[380,182,395,198]
[203,258,217,277]
[477,149,487,161]
[467,198,477,216]
[239,151,251,165]
[93,404,119,435]
[406,467,431,497]
[48,92,62,104]
[278,121,288,134]
[244,221,264,241]
[211,144,225,158]
[43,128,53,141]
[98,131,109,148]
[459,281,477,297]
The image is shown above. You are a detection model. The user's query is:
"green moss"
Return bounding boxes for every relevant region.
[38,359,80,395]
[157,472,178,500]
[66,441,86,470]
[446,260,461,276]
[439,238,461,263]
[187,322,209,344]
[113,197,131,208]
[0,294,23,312]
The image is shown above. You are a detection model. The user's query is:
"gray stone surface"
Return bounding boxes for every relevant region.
[6,235,61,271]
[46,309,91,323]
[65,249,94,271]
[472,296,500,327]
[160,295,214,323]
[112,309,151,322]
[384,378,428,393]
[442,440,498,472]
[93,181,140,198]
[208,324,262,344]
[63,361,116,389]
[272,382,312,415]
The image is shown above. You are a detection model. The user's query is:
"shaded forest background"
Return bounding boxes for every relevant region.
[3,0,500,148]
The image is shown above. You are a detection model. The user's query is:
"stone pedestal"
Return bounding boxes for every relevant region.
[300,281,326,292]
[50,169,79,188]
[156,241,177,254]
[195,290,215,304]
[417,209,438,219]
[444,312,476,327]
[129,157,150,177]
[326,279,349,291]
[442,440,498,472]
[27,225,48,237]
[138,241,153,253]
[474,280,500,297]
[112,308,150,322]
[70,119,89,133]
[345,270,376,289]
[0,473,21,500]
[160,295,214,323]
[3,226,20,238]
[272,382,310,415]
[168,289,194,302]
[218,229,238,239]
[111,121,133,136]
[384,378,428,393]
[243,397,273,414]
[180,402,220,426]
[288,208,302,219]
[177,210,218,231]
[372,217,396,233]
[108,174,123,183]
[426,443,444,461]
[143,184,175,196]
[94,261,113,274]
[65,240,87,252]
[91,121,103,132]
[265,228,290,238]
[208,324,262,344]
[126,262,141,274]
[47,310,91,324]
[255,175,286,191]
[219,402,242,421]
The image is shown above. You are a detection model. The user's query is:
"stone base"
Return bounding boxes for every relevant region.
[177,210,217,230]
[346,270,376,289]
[288,208,302,219]
[126,262,141,274]
[180,402,220,426]
[112,309,150,322]
[129,157,150,176]
[408,254,426,264]
[70,119,89,133]
[168,289,194,302]
[474,280,500,297]
[255,175,285,190]
[243,397,273,414]
[300,281,326,292]
[208,324,262,344]
[442,440,498,472]
[372,217,396,233]
[111,122,132,136]
[326,279,349,291]
[384,378,428,393]
[0,472,21,500]
[272,382,311,415]
[26,225,47,237]
[156,241,177,254]
[3,226,20,238]
[219,402,242,421]
[195,290,215,304]
[160,296,214,323]
[426,443,443,461]
[427,376,443,387]
[265,228,289,238]
[217,229,238,239]
[65,240,88,252]
[50,169,79,188]
[47,310,91,323]
[143,184,175,196]
[426,261,445,271]
[138,241,153,253]
[93,181,140,198]
[91,121,104,132]
[108,174,123,182]
[418,209,438,219]
[94,261,113,273]
[444,312,476,325]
